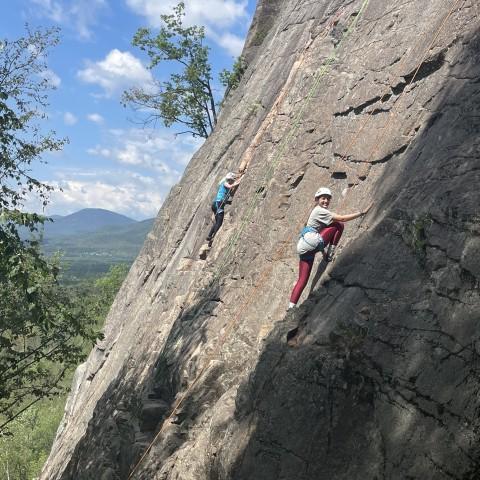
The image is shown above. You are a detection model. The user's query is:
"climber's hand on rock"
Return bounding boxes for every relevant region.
[362,201,374,216]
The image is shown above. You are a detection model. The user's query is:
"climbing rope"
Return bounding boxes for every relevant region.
[172,0,369,357]
[365,0,466,164]
[211,0,371,283]
[127,1,466,477]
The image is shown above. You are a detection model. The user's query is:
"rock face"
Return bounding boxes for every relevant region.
[41,1,480,479]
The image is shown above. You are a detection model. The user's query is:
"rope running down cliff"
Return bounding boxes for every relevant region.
[211,0,370,284]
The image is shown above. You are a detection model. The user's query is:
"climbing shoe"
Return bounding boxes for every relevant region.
[324,245,336,263]
[199,243,210,259]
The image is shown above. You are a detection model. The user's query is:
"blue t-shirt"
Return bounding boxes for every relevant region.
[215,183,231,203]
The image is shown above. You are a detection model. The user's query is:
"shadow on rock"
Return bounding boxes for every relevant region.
[220,27,480,480]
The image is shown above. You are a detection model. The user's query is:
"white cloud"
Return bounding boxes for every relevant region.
[87,146,111,157]
[42,69,62,88]
[126,0,248,53]
[25,128,204,219]
[30,0,108,40]
[31,0,64,23]
[77,49,155,97]
[126,0,247,29]
[64,111,78,125]
[69,0,108,39]
[88,128,202,174]
[47,170,164,218]
[87,113,104,124]
[209,31,245,57]
[108,128,125,137]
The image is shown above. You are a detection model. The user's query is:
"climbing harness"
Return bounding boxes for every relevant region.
[298,226,325,254]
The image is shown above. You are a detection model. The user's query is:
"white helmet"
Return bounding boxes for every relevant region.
[314,187,332,199]
[225,172,237,181]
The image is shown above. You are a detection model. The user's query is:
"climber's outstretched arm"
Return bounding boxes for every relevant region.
[331,201,373,222]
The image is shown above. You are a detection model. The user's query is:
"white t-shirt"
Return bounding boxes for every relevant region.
[306,206,333,230]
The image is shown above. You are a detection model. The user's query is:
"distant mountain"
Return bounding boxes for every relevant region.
[34,209,155,281]
[42,218,154,255]
[42,208,137,237]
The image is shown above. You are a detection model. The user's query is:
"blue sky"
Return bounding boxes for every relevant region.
[3,0,255,219]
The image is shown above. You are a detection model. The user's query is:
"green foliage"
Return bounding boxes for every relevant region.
[405,213,433,263]
[220,56,247,98]
[0,397,64,480]
[124,2,248,137]
[123,2,217,138]
[246,100,263,118]
[0,27,100,435]
[0,211,99,433]
[251,28,269,46]
[0,26,131,476]
[0,26,67,211]
[329,321,368,361]
[78,264,129,329]
[0,265,129,479]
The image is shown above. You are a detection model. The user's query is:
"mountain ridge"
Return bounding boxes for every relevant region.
[42,208,139,237]
[40,210,155,279]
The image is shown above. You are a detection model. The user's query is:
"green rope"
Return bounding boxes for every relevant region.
[212,0,370,281]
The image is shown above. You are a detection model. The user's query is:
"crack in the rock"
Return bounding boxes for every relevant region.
[434,289,473,306]
[332,50,447,122]
[333,143,408,165]
[260,437,310,466]
[371,144,408,165]
[334,95,382,117]
[370,107,391,115]
[329,274,391,294]
[142,265,156,285]
[390,50,447,98]
[206,133,240,177]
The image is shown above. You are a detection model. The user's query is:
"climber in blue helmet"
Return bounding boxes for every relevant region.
[206,171,243,247]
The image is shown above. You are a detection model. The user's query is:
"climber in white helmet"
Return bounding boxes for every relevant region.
[206,171,243,247]
[288,187,373,309]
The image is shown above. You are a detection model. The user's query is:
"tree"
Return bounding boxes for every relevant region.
[0,27,99,433]
[0,265,129,479]
[219,55,247,100]
[0,396,64,480]
[79,263,129,329]
[0,26,66,212]
[123,2,246,138]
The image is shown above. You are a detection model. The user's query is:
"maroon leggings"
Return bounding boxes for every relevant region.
[289,222,344,304]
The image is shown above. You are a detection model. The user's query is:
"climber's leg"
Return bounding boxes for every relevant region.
[206,203,225,246]
[289,254,315,306]
[320,222,344,261]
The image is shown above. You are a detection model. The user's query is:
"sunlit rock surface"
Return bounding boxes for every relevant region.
[41,1,480,478]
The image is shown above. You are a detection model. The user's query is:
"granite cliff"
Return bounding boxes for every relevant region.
[41,0,480,478]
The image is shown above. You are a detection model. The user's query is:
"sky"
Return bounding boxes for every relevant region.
[2,0,256,220]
